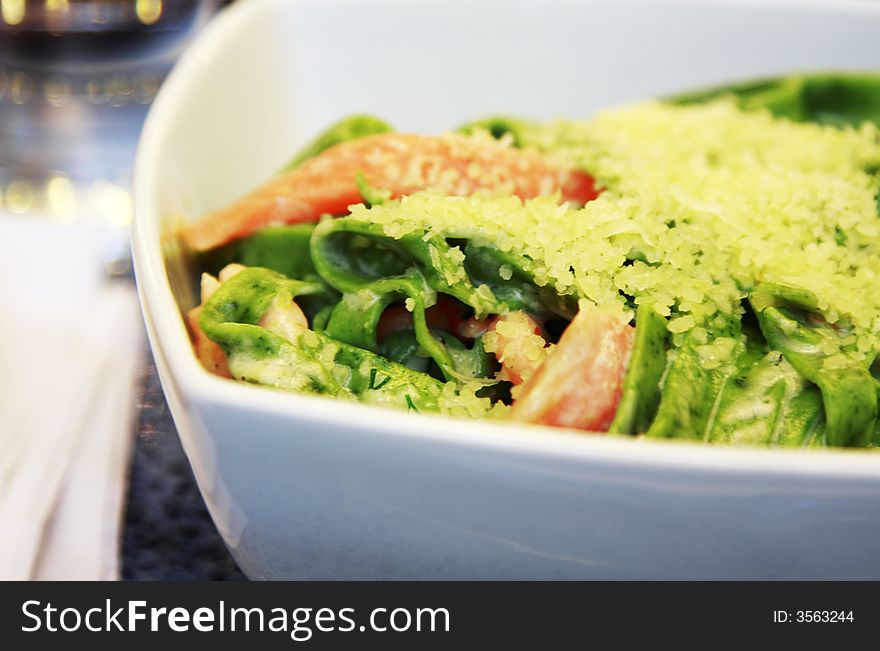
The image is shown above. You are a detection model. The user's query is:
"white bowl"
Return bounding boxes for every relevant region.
[133,0,880,579]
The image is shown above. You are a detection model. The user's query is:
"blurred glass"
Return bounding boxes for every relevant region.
[0,0,222,226]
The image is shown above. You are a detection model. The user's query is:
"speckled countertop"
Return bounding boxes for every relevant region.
[121,351,246,581]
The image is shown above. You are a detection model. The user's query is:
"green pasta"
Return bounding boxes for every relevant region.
[750,283,877,447]
[608,304,668,435]
[200,268,494,416]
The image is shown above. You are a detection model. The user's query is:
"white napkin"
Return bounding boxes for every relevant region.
[0,215,143,580]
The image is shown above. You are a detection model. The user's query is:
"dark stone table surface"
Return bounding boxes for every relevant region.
[121,352,246,581]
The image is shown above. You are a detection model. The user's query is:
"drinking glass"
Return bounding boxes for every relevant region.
[0,1,221,235]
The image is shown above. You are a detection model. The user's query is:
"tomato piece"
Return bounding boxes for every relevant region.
[181,132,600,251]
[509,305,634,431]
[376,294,489,343]
[375,304,415,341]
[483,311,548,385]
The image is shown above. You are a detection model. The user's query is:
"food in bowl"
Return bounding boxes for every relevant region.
[180,72,880,449]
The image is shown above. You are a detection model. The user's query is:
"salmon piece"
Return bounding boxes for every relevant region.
[509,306,634,432]
[181,132,600,251]
[187,304,232,378]
[258,293,309,343]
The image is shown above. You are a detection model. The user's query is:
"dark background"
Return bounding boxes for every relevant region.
[122,351,245,580]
